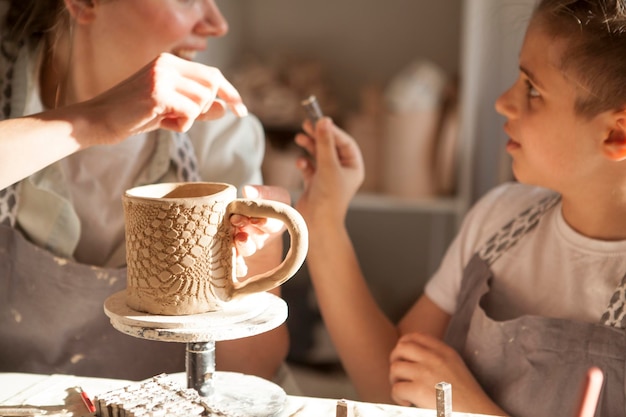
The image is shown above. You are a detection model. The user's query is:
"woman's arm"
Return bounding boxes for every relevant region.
[0,111,84,188]
[0,53,246,189]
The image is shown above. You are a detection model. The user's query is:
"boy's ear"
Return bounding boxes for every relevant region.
[63,0,96,24]
[602,112,626,161]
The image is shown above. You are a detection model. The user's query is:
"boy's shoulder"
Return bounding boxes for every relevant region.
[478,182,556,213]
[462,182,557,240]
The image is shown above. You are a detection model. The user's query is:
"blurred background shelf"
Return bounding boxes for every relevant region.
[350,193,463,213]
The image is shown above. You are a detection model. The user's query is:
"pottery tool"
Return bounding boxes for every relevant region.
[435,381,452,417]
[301,95,324,124]
[574,367,604,417]
[77,387,96,414]
[335,399,349,417]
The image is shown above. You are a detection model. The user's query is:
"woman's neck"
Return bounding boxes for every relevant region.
[39,31,71,109]
[40,24,104,108]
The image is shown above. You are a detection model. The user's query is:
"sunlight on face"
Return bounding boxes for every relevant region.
[494,18,608,193]
[85,0,227,90]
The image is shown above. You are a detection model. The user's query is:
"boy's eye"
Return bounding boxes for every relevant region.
[525,80,540,98]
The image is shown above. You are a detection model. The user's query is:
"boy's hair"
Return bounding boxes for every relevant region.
[535,0,626,117]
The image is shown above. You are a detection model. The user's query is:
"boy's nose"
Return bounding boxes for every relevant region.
[495,86,517,118]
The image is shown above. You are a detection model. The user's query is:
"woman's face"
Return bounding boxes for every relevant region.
[80,0,228,91]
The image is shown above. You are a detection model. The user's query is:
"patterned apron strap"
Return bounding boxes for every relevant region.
[0,36,23,227]
[446,192,562,350]
[600,273,626,328]
[0,184,19,226]
[171,131,201,182]
[478,193,561,266]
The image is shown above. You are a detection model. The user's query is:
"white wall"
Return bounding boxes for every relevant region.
[460,0,536,203]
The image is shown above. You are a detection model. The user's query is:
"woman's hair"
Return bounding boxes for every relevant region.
[3,0,67,43]
[534,0,626,117]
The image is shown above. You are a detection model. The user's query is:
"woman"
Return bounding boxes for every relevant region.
[0,0,290,384]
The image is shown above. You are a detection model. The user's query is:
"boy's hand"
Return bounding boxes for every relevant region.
[294,117,364,227]
[389,332,507,415]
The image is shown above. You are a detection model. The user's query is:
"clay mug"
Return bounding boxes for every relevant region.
[122,182,308,315]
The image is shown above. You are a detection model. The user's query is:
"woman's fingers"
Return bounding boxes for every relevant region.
[61,52,248,150]
[156,57,246,128]
[197,100,227,121]
[171,55,247,116]
[230,185,291,260]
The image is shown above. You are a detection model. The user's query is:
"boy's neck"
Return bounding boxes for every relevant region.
[561,190,626,241]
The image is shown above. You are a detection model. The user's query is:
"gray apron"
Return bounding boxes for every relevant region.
[0,34,195,381]
[0,224,186,380]
[444,199,626,416]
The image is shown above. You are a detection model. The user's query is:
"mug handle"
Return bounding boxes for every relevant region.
[222,198,309,299]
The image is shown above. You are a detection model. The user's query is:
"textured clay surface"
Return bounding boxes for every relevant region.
[124,198,233,315]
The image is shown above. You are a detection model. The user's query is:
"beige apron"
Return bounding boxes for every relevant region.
[444,199,626,416]
[0,224,186,380]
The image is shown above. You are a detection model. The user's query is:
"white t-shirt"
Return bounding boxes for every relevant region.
[62,136,155,266]
[425,182,626,323]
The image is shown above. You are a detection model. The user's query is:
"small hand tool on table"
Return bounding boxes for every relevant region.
[436,381,452,417]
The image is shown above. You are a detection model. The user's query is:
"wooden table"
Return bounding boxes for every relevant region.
[0,372,499,417]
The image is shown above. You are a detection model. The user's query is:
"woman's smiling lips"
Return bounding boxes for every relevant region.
[172,48,201,61]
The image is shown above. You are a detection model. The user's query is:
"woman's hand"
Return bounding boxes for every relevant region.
[80,52,248,147]
[219,184,292,380]
[0,53,248,188]
[294,117,364,228]
[389,332,507,415]
[229,185,290,277]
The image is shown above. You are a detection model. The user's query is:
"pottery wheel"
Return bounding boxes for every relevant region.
[104,290,289,416]
[104,291,288,343]
[166,371,287,417]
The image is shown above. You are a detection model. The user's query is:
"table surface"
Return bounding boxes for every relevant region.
[0,372,499,417]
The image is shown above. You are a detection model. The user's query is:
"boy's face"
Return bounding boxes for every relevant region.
[494,19,611,194]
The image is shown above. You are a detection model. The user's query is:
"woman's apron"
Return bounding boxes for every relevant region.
[444,197,626,416]
[0,224,186,380]
[0,35,209,381]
